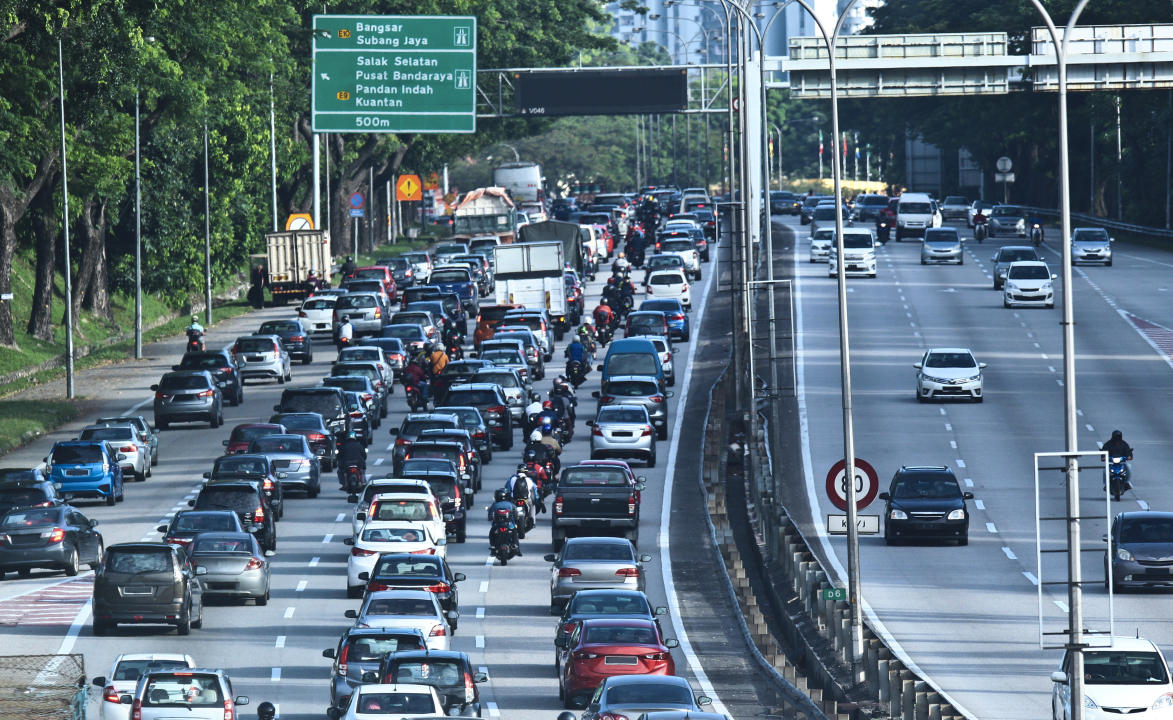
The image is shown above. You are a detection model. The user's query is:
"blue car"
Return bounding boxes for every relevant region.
[426,265,479,313]
[45,441,124,506]
[639,298,691,342]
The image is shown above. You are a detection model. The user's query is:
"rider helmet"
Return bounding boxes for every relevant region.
[542,400,553,410]
[190,314,199,323]
[529,429,543,443]
[1112,429,1123,440]
[494,488,507,502]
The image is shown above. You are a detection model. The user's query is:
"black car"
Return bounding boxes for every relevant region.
[270,411,338,470]
[330,361,389,413]
[378,650,487,716]
[397,440,475,502]
[258,318,314,365]
[342,390,375,444]
[433,406,492,464]
[389,413,461,468]
[0,468,61,514]
[0,504,102,578]
[324,627,428,710]
[880,466,973,546]
[190,481,277,553]
[442,383,513,450]
[436,360,492,404]
[769,190,799,215]
[376,256,416,289]
[172,350,244,406]
[92,542,204,635]
[357,553,466,630]
[1104,511,1173,591]
[203,454,285,520]
[156,509,247,550]
[323,375,382,424]
[417,428,481,491]
[274,387,350,444]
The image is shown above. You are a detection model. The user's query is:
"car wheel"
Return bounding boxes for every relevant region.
[456,522,467,544]
[256,589,269,606]
[550,602,561,616]
[277,374,285,384]
[308,483,319,499]
[191,601,203,629]
[667,375,675,387]
[157,420,169,431]
[92,619,110,636]
[63,546,79,576]
[176,605,192,635]
[957,535,969,546]
[1003,298,1011,308]
[647,452,656,468]
[303,354,312,365]
[625,529,639,547]
[135,469,146,482]
[884,529,897,546]
[920,258,927,265]
[1106,259,1113,267]
[657,425,667,440]
[975,395,984,404]
[958,256,964,265]
[90,541,104,571]
[552,530,565,552]
[105,492,116,506]
[209,412,220,429]
[151,450,158,466]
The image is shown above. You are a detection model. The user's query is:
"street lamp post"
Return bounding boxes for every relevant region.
[203,121,212,326]
[134,90,143,359]
[57,38,75,399]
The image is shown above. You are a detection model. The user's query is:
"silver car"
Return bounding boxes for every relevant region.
[919,227,964,265]
[593,376,673,440]
[1071,227,1113,265]
[231,335,291,384]
[186,531,270,604]
[655,239,700,279]
[247,434,321,497]
[474,367,528,420]
[128,668,249,720]
[915,347,986,403]
[335,292,388,337]
[544,537,652,611]
[96,415,159,466]
[589,405,657,466]
[988,205,1026,237]
[79,424,150,481]
[92,653,195,720]
[343,589,453,651]
[152,370,223,430]
[991,245,1040,290]
[940,195,970,223]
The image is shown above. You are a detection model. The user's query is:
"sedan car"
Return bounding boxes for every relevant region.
[554,589,666,656]
[344,590,454,651]
[545,537,652,613]
[223,423,286,455]
[156,510,246,550]
[919,227,964,265]
[324,628,428,711]
[593,376,673,440]
[328,683,445,720]
[988,204,1026,237]
[1003,261,1055,308]
[91,653,195,720]
[247,434,321,497]
[914,348,985,403]
[880,466,973,545]
[186,531,270,605]
[259,318,313,364]
[269,412,337,470]
[96,415,159,466]
[0,504,103,578]
[1071,227,1114,265]
[1104,511,1173,591]
[645,270,691,308]
[1051,637,1173,720]
[345,525,449,597]
[581,675,712,720]
[203,454,285,520]
[589,405,656,466]
[991,245,1041,290]
[359,553,465,632]
[171,350,244,407]
[559,619,678,708]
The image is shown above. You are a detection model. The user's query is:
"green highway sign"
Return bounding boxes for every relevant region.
[312,15,477,134]
[821,587,847,602]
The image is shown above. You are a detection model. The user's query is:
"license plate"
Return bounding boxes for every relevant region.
[604,656,638,665]
[247,355,264,362]
[583,519,611,528]
[121,586,153,596]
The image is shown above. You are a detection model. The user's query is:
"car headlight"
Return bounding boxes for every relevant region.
[923,375,951,384]
[1005,283,1018,292]
[1151,693,1173,710]
[1016,219,1025,229]
[889,508,908,520]
[956,375,981,384]
[1042,281,1053,290]
[1117,547,1134,562]
[1082,694,1098,710]
[947,509,966,520]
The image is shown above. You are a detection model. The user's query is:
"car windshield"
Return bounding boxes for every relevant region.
[51,445,103,464]
[812,230,834,242]
[302,298,335,310]
[1,507,59,528]
[360,526,428,543]
[604,682,692,705]
[354,691,435,715]
[649,274,684,286]
[402,419,456,435]
[230,426,279,442]
[478,372,518,388]
[0,488,49,512]
[374,557,442,576]
[197,488,257,512]
[371,500,431,521]
[924,231,959,244]
[389,660,463,688]
[607,353,658,376]
[236,338,276,353]
[649,257,683,269]
[81,427,134,442]
[347,281,384,294]
[481,350,523,367]
[599,408,649,423]
[430,270,470,284]
[571,592,650,615]
[814,207,838,220]
[660,241,693,252]
[324,377,367,392]
[259,321,299,334]
[859,195,888,206]
[347,635,423,660]
[191,536,253,554]
[106,549,171,574]
[1082,651,1169,685]
[606,381,659,397]
[899,202,931,214]
[385,326,425,340]
[365,598,436,616]
[1009,265,1050,280]
[925,352,976,369]
[112,659,189,682]
[891,475,961,499]
[944,196,967,205]
[214,457,266,475]
[250,437,303,453]
[584,625,657,645]
[178,355,228,370]
[841,234,873,249]
[338,295,377,309]
[355,268,388,279]
[173,513,237,532]
[564,542,634,561]
[281,392,342,415]
[273,414,321,431]
[1120,518,1173,544]
[992,206,1021,217]
[562,468,628,487]
[998,249,1038,263]
[159,375,211,391]
[142,675,223,706]
[1073,229,1109,243]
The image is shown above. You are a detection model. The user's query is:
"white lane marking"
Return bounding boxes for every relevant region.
[486,702,500,717]
[335,513,346,522]
[374,457,384,466]
[1048,366,1056,373]
[1013,312,1021,318]
[54,598,92,655]
[1054,600,1069,613]
[126,397,153,413]
[1057,379,1064,387]
[1027,332,1034,338]
[1139,500,1151,511]
[974,499,985,510]
[906,312,913,319]
[1002,546,1016,560]
[1024,572,1039,586]
[275,635,286,648]
[944,423,952,432]
[271,668,281,682]
[986,522,997,534]
[964,478,973,487]
[284,607,295,618]
[949,440,957,449]
[939,407,946,416]
[484,555,494,566]
[909,322,916,328]
[322,534,333,544]
[272,703,280,719]
[956,458,967,468]
[296,580,308,592]
[1085,424,1095,432]
[1034,343,1041,349]
[309,557,320,567]
[1041,353,1049,359]
[475,635,485,648]
[658,241,728,717]
[478,581,489,593]
[1077,409,1084,416]
[476,607,485,619]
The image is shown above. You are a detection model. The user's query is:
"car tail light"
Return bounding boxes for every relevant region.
[464,671,476,703]
[168,536,193,546]
[350,411,365,419]
[395,437,409,446]
[308,433,326,442]
[374,308,382,318]
[263,478,274,492]
[558,567,582,577]
[298,310,307,318]
[131,699,142,720]
[253,505,265,523]
[337,643,349,674]
[554,496,563,514]
[223,698,235,720]
[425,582,451,593]
[573,651,600,660]
[650,395,664,403]
[615,567,640,577]
[333,310,340,321]
[361,393,373,403]
[244,557,264,570]
[290,335,306,342]
[429,624,447,637]
[473,430,485,439]
[629,494,638,515]
[219,366,233,374]
[44,527,66,544]
[367,581,390,592]
[672,314,684,321]
[119,445,136,453]
[487,405,506,417]
[102,685,120,703]
[592,425,603,436]
[682,284,689,291]
[600,395,614,403]
[562,621,578,634]
[197,390,215,398]
[351,547,377,557]
[409,547,435,555]
[155,392,168,399]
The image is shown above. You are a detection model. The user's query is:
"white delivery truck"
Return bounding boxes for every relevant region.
[265,229,331,304]
[493,241,569,337]
[493,162,544,204]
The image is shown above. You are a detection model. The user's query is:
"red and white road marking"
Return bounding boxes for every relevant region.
[1121,311,1173,370]
[0,577,92,627]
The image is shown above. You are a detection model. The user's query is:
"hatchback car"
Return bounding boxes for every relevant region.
[223,422,286,455]
[389,413,461,468]
[624,312,670,341]
[324,628,428,711]
[91,653,195,720]
[186,531,270,605]
[1051,637,1173,720]
[46,441,125,505]
[991,245,1041,289]
[300,295,338,336]
[1104,511,1173,591]
[639,299,689,342]
[156,510,246,550]
[190,482,277,553]
[654,239,701,279]
[258,318,313,364]
[589,405,657,467]
[880,466,973,545]
[378,651,487,717]
[442,384,513,450]
[152,370,223,430]
[433,406,492,463]
[0,504,102,578]
[203,454,285,520]
[593,377,672,440]
[1071,227,1114,265]
[808,227,834,263]
[920,227,964,265]
[915,348,986,403]
[79,423,150,481]
[344,590,454,651]
[358,554,465,629]
[645,270,691,308]
[1003,261,1056,309]
[545,537,652,613]
[247,434,321,497]
[988,204,1026,237]
[92,542,204,635]
[581,675,711,720]
[826,229,878,278]
[474,367,529,421]
[559,618,678,708]
[335,292,388,336]
[381,323,429,354]
[126,668,247,720]
[329,683,443,720]
[171,350,244,406]
[0,469,61,514]
[96,415,160,466]
[231,334,292,384]
[554,589,668,654]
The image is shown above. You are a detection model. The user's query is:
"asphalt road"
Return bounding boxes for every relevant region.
[781,214,1173,719]
[0,236,792,720]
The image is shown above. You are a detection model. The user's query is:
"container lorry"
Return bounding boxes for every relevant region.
[265,229,331,304]
[493,162,544,203]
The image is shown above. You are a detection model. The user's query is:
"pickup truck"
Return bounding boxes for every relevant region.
[551,462,646,551]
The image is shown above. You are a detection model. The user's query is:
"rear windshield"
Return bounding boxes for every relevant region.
[407,446,459,462]
[598,408,649,423]
[159,375,212,391]
[478,372,518,388]
[649,274,683,286]
[196,488,257,512]
[606,353,659,377]
[342,348,382,362]
[584,625,657,645]
[392,313,430,325]
[648,256,682,269]
[280,392,342,416]
[362,483,427,503]
[236,337,277,353]
[173,513,238,532]
[571,592,650,615]
[365,598,436,616]
[814,207,838,220]
[493,333,533,347]
[561,467,629,487]
[445,390,498,406]
[250,437,304,453]
[424,479,457,501]
[659,240,693,252]
[230,425,281,442]
[402,419,457,435]
[348,634,424,660]
[371,499,431,521]
[51,445,103,464]
[604,682,691,705]
[563,541,635,561]
[275,414,321,431]
[605,380,660,397]
[259,321,299,334]
[191,536,253,554]
[2,507,59,528]
[432,407,480,427]
[179,355,229,370]
[353,691,435,714]
[503,316,543,333]
[81,427,134,441]
[338,295,377,309]
[141,674,222,707]
[324,377,368,391]
[923,230,959,244]
[333,366,379,382]
[388,660,464,688]
[354,268,388,280]
[384,326,425,340]
[0,488,51,512]
[0,470,40,484]
[374,556,442,576]
[479,307,514,323]
[105,549,172,574]
[302,298,335,310]
[112,659,189,682]
[998,249,1038,262]
[213,456,267,476]
[360,526,429,543]
[430,269,470,284]
[858,195,889,206]
[347,281,384,293]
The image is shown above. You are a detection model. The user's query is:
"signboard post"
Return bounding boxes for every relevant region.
[348,192,365,263]
[996,156,1014,203]
[312,15,477,134]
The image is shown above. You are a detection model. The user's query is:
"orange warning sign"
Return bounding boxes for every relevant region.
[396,174,423,202]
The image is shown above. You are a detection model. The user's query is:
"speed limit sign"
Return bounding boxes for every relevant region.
[825,458,879,511]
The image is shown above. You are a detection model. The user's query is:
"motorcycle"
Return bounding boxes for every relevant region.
[595,323,614,346]
[405,384,428,412]
[340,464,365,493]
[489,521,518,565]
[876,221,891,245]
[446,344,464,361]
[973,219,988,243]
[513,497,533,535]
[618,294,634,317]
[1109,456,1131,501]
[1030,222,1044,246]
[566,360,587,388]
[186,329,205,353]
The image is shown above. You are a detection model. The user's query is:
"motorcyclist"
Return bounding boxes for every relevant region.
[340,257,357,279]
[487,488,520,555]
[565,335,586,367]
[335,314,354,354]
[578,325,597,358]
[427,342,449,377]
[550,377,576,427]
[1103,430,1133,460]
[524,396,543,434]
[536,399,562,430]
[612,251,631,274]
[186,314,205,335]
[336,431,366,489]
[402,356,430,404]
[506,466,540,514]
[539,420,564,456]
[186,315,205,351]
[593,301,615,329]
[1029,212,1045,243]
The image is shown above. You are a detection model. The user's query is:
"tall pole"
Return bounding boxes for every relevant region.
[324,135,331,230]
[1115,95,1123,219]
[1089,121,1095,214]
[313,134,321,229]
[134,90,143,359]
[269,72,278,232]
[57,38,75,399]
[369,166,375,252]
[203,122,212,325]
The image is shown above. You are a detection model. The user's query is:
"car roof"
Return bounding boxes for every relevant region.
[581,617,656,628]
[895,465,954,475]
[384,649,469,663]
[1007,260,1049,268]
[447,382,503,392]
[564,535,632,546]
[602,674,692,688]
[1084,637,1162,653]
[925,347,974,355]
[605,375,661,385]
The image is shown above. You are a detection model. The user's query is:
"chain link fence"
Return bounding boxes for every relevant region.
[0,654,87,720]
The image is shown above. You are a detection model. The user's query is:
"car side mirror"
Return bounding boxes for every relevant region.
[878,492,891,501]
[446,610,459,619]
[344,609,358,619]
[326,708,342,720]
[473,672,488,683]
[202,472,211,479]
[913,362,922,369]
[156,525,167,533]
[544,553,557,563]
[150,384,159,391]
[171,365,182,371]
[195,566,208,576]
[120,695,133,705]
[91,677,107,687]
[388,428,399,435]
[665,639,680,649]
[655,606,668,616]
[1102,533,1109,542]
[357,571,370,581]
[1109,237,1115,243]
[361,671,379,684]
[187,500,195,507]
[436,538,448,546]
[554,637,567,648]
[343,537,354,546]
[355,512,366,521]
[639,554,653,562]
[1052,274,1058,280]
[978,362,987,369]
[963,492,974,500]
[596,365,604,372]
[591,391,600,398]
[697,696,712,706]
[665,391,675,398]
[443,514,454,522]
[634,483,646,492]
[234,696,250,707]
[322,648,336,659]
[116,453,127,461]
[1051,671,1068,684]
[221,440,229,446]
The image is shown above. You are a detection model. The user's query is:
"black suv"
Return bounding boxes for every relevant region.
[189,482,277,553]
[92,542,204,635]
[441,383,513,450]
[433,406,492,463]
[879,466,973,546]
[259,318,314,365]
[379,650,486,716]
[203,454,285,520]
[274,387,350,442]
[172,350,244,406]
[0,467,61,514]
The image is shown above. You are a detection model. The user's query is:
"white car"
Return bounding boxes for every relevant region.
[809,228,834,262]
[338,346,394,387]
[92,653,196,720]
[914,347,985,403]
[356,492,446,544]
[826,229,878,278]
[350,479,437,536]
[654,239,701,279]
[1071,227,1114,265]
[635,334,676,387]
[1003,261,1055,309]
[79,424,150,481]
[344,590,453,650]
[300,295,337,336]
[334,683,446,720]
[645,270,691,307]
[346,520,447,596]
[1052,637,1173,720]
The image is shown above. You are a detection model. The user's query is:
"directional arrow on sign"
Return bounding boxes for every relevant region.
[321,73,330,80]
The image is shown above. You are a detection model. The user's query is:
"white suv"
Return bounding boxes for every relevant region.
[826,228,878,278]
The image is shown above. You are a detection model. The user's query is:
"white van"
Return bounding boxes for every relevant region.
[895,192,941,241]
[826,228,878,278]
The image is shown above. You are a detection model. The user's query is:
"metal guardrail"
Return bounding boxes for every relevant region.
[1019,205,1173,239]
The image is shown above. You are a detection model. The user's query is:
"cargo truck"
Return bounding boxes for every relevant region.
[494,241,571,337]
[265,230,332,304]
[493,162,544,203]
[453,187,516,244]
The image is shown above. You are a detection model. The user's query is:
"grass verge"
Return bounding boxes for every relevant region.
[0,400,80,456]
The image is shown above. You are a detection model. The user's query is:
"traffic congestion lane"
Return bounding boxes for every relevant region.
[787,216,1173,719]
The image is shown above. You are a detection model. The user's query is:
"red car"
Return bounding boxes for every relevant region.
[222,423,286,455]
[353,266,399,303]
[558,618,677,708]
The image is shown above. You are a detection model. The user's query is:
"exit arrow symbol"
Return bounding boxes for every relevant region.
[320,73,331,80]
